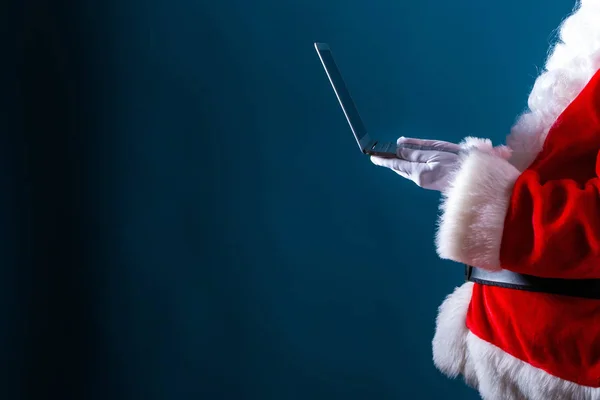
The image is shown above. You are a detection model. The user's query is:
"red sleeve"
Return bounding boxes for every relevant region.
[435,68,600,278]
[434,149,600,278]
[500,163,600,279]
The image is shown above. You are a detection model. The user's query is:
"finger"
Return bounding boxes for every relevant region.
[396,147,460,164]
[370,156,415,176]
[396,147,439,163]
[396,137,461,153]
[397,137,452,146]
[370,156,401,169]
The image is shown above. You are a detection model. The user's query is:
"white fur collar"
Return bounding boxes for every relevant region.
[506,0,600,171]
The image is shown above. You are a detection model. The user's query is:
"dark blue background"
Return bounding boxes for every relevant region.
[4,0,574,399]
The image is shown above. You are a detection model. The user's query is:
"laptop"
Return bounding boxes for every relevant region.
[314,42,398,158]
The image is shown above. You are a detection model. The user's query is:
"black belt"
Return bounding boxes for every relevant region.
[465,265,600,300]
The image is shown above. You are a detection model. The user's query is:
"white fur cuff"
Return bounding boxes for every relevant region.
[435,150,521,270]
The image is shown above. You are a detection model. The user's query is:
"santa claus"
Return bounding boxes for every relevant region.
[371,1,600,399]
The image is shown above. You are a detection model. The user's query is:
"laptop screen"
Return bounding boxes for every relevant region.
[316,45,368,142]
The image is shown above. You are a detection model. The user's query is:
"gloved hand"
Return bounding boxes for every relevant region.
[371,137,512,191]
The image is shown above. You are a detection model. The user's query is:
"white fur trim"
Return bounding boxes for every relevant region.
[432,282,473,378]
[464,332,600,400]
[433,283,600,400]
[507,0,600,171]
[460,137,513,160]
[435,150,521,270]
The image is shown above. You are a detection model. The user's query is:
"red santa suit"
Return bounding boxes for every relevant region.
[432,1,600,399]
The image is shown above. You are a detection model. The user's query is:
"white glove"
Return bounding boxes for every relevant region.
[371,137,512,191]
